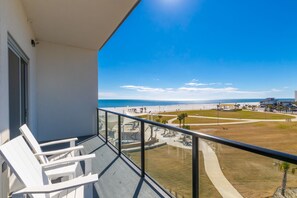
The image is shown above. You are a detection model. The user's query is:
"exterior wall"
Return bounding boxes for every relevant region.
[0,1,98,195]
[0,0,37,197]
[36,41,98,141]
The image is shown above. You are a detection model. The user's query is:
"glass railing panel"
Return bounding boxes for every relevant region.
[98,110,106,138]
[121,117,141,168]
[107,112,119,149]
[144,124,192,198]
[198,139,297,198]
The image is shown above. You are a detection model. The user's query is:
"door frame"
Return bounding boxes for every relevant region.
[7,33,29,135]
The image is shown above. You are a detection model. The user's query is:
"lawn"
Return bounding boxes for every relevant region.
[138,115,175,122]
[127,145,221,198]
[124,122,297,197]
[172,117,240,124]
[191,122,297,154]
[162,110,295,120]
[192,122,297,197]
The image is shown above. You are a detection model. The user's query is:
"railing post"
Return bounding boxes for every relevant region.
[192,136,199,198]
[141,121,145,177]
[105,111,108,143]
[96,109,99,136]
[118,115,121,154]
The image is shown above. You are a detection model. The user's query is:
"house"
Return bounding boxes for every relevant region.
[260,98,278,107]
[277,100,295,107]
[0,0,139,197]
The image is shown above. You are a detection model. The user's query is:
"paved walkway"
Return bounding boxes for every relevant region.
[153,130,243,198]
[200,140,243,198]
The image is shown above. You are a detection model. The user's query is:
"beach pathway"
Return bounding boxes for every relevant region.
[200,140,243,198]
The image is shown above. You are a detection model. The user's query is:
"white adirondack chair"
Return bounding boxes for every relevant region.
[0,136,98,198]
[19,124,87,181]
[19,124,82,164]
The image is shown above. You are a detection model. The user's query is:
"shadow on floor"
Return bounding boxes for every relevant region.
[79,136,170,198]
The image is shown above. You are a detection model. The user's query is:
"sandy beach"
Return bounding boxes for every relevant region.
[103,102,260,115]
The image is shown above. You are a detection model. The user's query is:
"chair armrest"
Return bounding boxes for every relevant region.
[11,174,98,195]
[34,145,83,156]
[39,137,78,147]
[41,154,96,169]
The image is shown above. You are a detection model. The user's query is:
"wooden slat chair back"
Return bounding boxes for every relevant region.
[0,136,49,198]
[19,124,48,164]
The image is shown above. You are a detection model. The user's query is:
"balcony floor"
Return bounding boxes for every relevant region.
[79,136,170,198]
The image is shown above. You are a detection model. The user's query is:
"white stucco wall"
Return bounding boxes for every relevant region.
[0,0,37,197]
[0,1,99,195]
[36,41,98,141]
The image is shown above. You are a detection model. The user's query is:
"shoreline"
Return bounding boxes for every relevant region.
[102,102,260,115]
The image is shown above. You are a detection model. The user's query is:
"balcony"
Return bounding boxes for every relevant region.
[90,108,297,198]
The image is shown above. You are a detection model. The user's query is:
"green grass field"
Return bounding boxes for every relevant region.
[162,109,295,120]
[128,145,221,198]
[192,122,297,197]
[138,115,175,122]
[126,121,297,198]
[172,117,239,124]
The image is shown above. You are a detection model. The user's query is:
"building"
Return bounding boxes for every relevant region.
[0,0,139,197]
[277,100,295,107]
[260,98,278,107]
[1,1,297,198]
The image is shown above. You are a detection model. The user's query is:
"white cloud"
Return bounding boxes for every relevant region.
[117,80,290,100]
[178,87,238,92]
[120,85,165,92]
[185,80,223,87]
[98,92,117,98]
[271,88,282,92]
[185,82,208,86]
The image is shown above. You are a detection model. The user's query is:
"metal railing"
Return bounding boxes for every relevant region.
[97,108,297,198]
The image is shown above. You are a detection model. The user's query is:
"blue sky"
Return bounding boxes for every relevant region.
[98,0,297,100]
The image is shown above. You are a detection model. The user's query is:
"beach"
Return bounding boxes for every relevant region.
[103,102,260,115]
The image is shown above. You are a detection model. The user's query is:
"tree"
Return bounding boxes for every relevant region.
[280,162,290,196]
[181,113,188,126]
[161,119,168,125]
[177,114,183,128]
[276,162,297,196]
[267,104,274,112]
[276,104,283,112]
[158,115,163,121]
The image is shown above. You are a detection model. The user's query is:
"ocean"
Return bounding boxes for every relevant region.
[98,98,295,108]
[98,99,265,108]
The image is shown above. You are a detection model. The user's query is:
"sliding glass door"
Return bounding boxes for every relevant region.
[8,48,28,139]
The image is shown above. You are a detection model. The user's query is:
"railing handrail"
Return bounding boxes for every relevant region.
[98,107,297,164]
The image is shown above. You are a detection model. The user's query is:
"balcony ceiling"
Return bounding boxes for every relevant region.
[21,0,139,50]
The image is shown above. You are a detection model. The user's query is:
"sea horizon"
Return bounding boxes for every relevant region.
[98,98,294,108]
